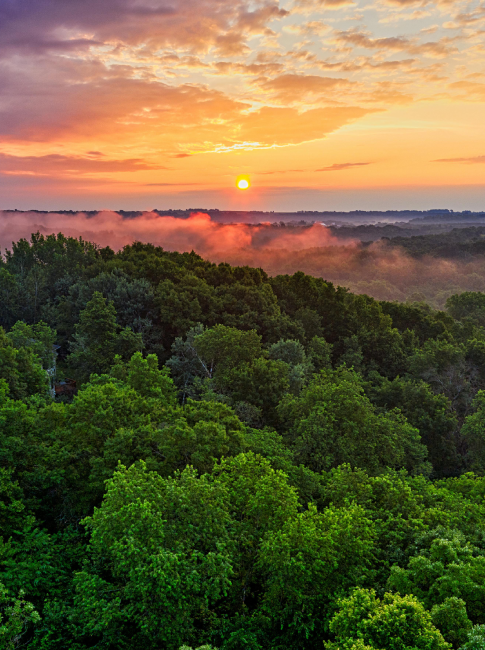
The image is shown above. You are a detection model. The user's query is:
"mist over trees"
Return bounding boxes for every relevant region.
[2,232,485,649]
[5,212,485,308]
[216,225,485,308]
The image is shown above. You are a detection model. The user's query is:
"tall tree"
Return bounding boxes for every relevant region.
[70,292,142,380]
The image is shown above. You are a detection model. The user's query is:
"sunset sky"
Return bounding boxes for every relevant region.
[1,0,485,211]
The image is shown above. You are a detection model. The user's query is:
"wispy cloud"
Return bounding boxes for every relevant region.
[145,182,199,186]
[258,169,305,174]
[316,162,372,171]
[254,73,353,102]
[334,28,456,57]
[434,155,485,163]
[0,153,166,175]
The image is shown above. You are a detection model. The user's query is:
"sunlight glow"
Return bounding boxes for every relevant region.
[237,177,250,190]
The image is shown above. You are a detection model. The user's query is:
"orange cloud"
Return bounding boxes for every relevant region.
[0,153,166,175]
[254,73,353,102]
[448,80,485,99]
[213,61,285,76]
[0,57,374,155]
[295,0,357,10]
[237,106,374,146]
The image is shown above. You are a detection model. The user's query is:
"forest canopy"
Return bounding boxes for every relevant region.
[2,232,485,650]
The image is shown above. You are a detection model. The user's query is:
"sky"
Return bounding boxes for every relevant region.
[1,0,485,211]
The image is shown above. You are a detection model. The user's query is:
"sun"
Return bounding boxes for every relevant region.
[236,175,250,190]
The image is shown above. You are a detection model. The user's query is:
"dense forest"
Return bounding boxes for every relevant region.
[2,232,485,649]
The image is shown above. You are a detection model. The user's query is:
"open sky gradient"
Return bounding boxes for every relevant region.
[1,0,485,210]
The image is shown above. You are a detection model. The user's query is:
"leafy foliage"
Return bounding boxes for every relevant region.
[327,588,450,650]
[2,232,485,649]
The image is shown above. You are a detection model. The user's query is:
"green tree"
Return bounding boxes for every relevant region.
[82,269,156,332]
[155,274,219,341]
[0,467,27,540]
[307,335,333,372]
[388,533,485,625]
[269,271,348,345]
[243,426,323,507]
[0,582,40,650]
[0,383,71,526]
[74,462,233,650]
[294,306,324,340]
[431,598,472,648]
[216,282,301,344]
[278,368,429,475]
[268,339,307,366]
[69,291,118,377]
[0,328,47,399]
[446,293,485,327]
[7,321,56,370]
[459,625,485,650]
[212,453,299,612]
[407,338,472,415]
[159,401,248,475]
[224,357,291,426]
[110,351,176,403]
[319,465,485,590]
[367,375,459,476]
[260,504,375,647]
[167,324,208,403]
[70,292,142,380]
[342,293,407,377]
[461,391,485,472]
[0,269,20,330]
[64,367,174,511]
[327,588,450,650]
[268,339,313,393]
[380,300,449,344]
[193,325,263,381]
[339,334,364,371]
